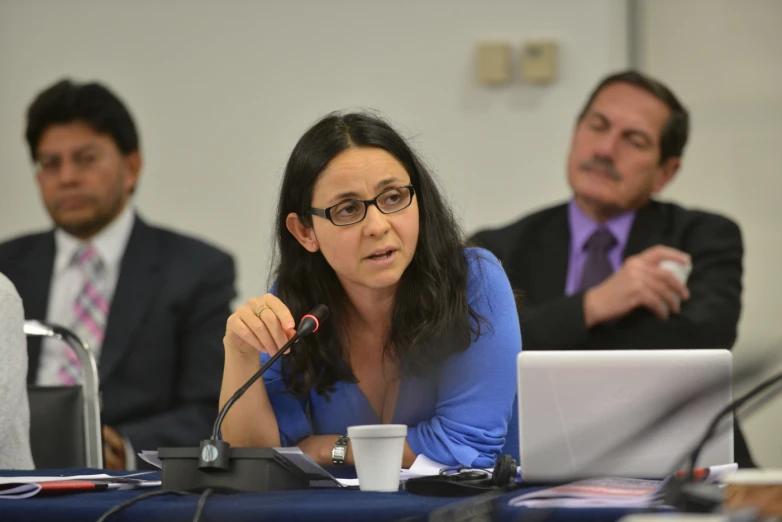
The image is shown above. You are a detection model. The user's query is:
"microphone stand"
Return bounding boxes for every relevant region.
[158,306,329,493]
[664,368,782,513]
[197,331,303,473]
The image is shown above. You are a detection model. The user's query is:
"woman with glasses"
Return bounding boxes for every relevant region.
[219,112,521,469]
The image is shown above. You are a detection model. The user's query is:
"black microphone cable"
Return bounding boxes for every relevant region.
[663,367,782,514]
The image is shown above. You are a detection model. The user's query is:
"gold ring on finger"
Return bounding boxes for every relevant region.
[254,304,270,319]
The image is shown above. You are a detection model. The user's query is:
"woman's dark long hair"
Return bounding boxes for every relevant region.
[270,111,488,398]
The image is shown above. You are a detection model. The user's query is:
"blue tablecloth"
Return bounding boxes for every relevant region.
[0,469,659,522]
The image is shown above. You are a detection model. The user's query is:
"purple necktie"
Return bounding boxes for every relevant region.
[578,228,617,292]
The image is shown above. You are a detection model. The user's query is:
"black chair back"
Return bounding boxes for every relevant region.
[27,385,88,468]
[23,320,103,469]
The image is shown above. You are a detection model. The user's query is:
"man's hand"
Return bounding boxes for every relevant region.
[103,426,127,470]
[584,245,691,328]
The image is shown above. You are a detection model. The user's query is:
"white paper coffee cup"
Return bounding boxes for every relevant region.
[659,259,692,284]
[347,424,407,492]
[659,260,692,310]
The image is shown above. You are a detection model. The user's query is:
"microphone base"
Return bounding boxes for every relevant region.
[158,447,310,493]
[663,477,723,513]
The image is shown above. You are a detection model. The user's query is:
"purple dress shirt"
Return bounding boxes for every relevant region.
[565,199,637,295]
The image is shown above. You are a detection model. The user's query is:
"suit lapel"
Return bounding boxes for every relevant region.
[16,232,56,384]
[99,216,164,382]
[624,201,666,259]
[527,205,570,301]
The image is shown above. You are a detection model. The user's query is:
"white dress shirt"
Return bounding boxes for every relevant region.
[37,204,135,386]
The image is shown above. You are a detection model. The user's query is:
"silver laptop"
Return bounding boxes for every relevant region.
[517,350,734,482]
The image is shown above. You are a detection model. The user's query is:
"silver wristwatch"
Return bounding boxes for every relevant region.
[331,435,349,465]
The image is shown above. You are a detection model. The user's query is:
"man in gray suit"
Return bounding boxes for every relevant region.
[0,79,236,469]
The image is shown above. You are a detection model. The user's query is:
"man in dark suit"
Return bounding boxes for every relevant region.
[0,79,236,469]
[471,70,754,467]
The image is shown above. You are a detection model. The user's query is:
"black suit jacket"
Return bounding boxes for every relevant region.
[0,215,236,453]
[470,200,754,466]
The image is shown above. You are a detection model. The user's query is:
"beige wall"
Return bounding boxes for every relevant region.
[0,0,627,304]
[641,0,782,466]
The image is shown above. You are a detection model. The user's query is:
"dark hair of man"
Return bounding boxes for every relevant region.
[270,111,489,398]
[25,78,140,161]
[577,70,689,164]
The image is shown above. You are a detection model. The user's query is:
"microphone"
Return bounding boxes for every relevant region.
[665,367,782,513]
[688,369,782,474]
[208,304,329,444]
[422,352,782,522]
[158,304,329,494]
[432,356,782,522]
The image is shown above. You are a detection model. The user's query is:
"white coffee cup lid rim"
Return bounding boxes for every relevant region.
[722,469,782,484]
[659,260,692,272]
[347,424,407,438]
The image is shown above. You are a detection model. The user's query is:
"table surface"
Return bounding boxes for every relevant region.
[0,468,660,522]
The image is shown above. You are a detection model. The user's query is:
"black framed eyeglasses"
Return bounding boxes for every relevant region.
[310,185,415,226]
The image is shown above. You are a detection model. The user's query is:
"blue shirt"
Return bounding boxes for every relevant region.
[261,248,521,467]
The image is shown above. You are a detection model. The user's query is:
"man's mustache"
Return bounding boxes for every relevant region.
[580,158,622,181]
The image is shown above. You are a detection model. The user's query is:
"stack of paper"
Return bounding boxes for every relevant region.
[508,463,738,509]
[0,472,161,500]
[508,476,668,508]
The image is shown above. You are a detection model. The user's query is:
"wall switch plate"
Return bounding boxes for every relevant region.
[475,41,512,86]
[521,39,558,84]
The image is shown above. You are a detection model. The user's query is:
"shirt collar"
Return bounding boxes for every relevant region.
[568,198,636,252]
[53,204,136,274]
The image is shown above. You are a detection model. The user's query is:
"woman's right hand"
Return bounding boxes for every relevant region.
[224,294,298,357]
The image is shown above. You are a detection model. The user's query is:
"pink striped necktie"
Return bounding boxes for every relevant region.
[59,244,109,385]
